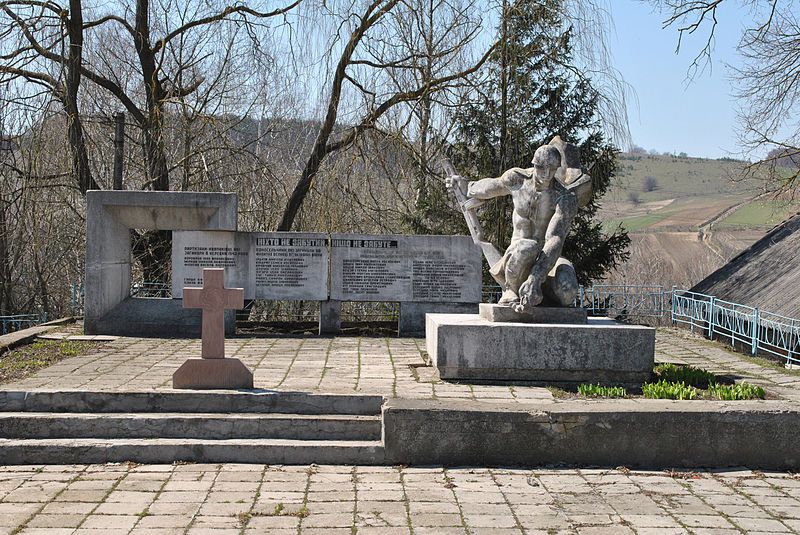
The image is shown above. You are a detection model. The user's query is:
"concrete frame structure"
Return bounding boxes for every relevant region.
[84,191,237,336]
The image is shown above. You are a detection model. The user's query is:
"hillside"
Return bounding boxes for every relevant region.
[597,152,800,288]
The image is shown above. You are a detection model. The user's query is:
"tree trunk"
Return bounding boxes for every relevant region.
[277,0,400,231]
[66,0,99,194]
[0,199,12,315]
[135,0,169,192]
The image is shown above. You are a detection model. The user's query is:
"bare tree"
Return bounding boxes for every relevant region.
[645,0,800,193]
[275,0,498,231]
[0,0,99,194]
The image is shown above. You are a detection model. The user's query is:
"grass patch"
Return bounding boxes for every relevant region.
[642,380,699,400]
[612,153,751,203]
[605,211,672,232]
[654,363,716,388]
[0,339,101,384]
[716,200,799,229]
[707,382,765,400]
[546,386,571,399]
[642,363,765,400]
[577,383,627,398]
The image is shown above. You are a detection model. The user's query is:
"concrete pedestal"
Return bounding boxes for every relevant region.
[427,314,655,386]
[479,303,587,324]
[172,358,253,389]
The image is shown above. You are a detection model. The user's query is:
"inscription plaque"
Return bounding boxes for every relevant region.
[330,234,481,302]
[172,231,329,300]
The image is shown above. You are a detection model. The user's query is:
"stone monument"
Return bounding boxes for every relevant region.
[84,190,238,337]
[429,137,655,386]
[173,268,253,389]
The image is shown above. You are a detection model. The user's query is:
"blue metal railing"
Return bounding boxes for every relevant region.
[0,314,47,335]
[580,284,667,317]
[482,283,669,317]
[671,289,799,367]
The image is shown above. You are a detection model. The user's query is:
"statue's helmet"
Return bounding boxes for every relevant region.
[532,145,561,170]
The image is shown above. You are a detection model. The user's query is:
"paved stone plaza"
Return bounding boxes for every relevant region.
[5,327,800,402]
[1,463,800,535]
[2,326,800,533]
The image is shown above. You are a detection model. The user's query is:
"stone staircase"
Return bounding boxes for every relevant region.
[0,390,385,465]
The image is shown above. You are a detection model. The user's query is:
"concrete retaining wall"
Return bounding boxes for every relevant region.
[383,399,800,470]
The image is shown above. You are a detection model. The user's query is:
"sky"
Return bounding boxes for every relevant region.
[609,1,746,159]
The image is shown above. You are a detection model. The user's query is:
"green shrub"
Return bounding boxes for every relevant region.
[707,382,765,400]
[578,383,627,398]
[642,380,698,400]
[654,363,716,388]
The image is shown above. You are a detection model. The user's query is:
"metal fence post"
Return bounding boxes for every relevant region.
[670,286,676,323]
[752,308,760,355]
[707,296,715,339]
[790,319,797,366]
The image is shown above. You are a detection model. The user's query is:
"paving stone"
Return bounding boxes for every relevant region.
[689,529,741,535]
[16,529,77,535]
[79,515,139,530]
[351,528,413,535]
[677,514,736,528]
[129,528,184,535]
[39,502,96,515]
[619,514,681,528]
[190,515,240,529]
[104,491,155,503]
[298,512,353,528]
[28,514,88,529]
[731,517,792,532]
[635,529,689,535]
[244,515,299,529]
[134,515,193,528]
[53,490,108,503]
[576,527,635,534]
[92,501,148,515]
[299,528,352,535]
[72,529,130,535]
[185,528,240,535]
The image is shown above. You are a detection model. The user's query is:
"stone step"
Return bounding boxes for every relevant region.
[0,390,384,415]
[0,437,385,465]
[0,413,382,441]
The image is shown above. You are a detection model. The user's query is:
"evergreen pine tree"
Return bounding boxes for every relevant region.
[445,0,630,285]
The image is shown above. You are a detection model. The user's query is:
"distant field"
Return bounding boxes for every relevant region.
[602,194,751,233]
[609,153,756,203]
[716,200,799,229]
[599,152,799,288]
[604,211,671,233]
[601,153,798,233]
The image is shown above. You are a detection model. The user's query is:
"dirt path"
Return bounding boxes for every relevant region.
[697,193,763,261]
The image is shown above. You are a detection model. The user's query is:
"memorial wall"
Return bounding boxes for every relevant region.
[172,231,481,303]
[329,234,481,302]
[172,231,329,300]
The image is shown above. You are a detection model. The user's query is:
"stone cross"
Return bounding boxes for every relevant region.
[183,268,243,359]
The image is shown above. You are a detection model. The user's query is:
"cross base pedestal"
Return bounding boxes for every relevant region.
[172,358,254,390]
